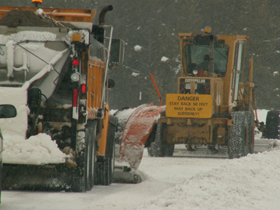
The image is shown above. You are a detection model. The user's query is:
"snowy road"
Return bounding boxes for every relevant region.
[2,143,280,210]
[3,110,280,210]
[1,149,226,210]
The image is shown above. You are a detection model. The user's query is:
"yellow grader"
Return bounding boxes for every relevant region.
[118,27,260,169]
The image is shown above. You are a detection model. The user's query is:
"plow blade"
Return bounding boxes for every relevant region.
[254,139,278,153]
[172,139,278,158]
[173,145,229,158]
[112,165,142,183]
[120,104,164,170]
[2,164,73,191]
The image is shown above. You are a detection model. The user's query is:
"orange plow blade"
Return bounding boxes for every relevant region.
[120,104,165,170]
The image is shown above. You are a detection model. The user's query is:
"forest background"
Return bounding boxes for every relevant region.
[1,0,280,110]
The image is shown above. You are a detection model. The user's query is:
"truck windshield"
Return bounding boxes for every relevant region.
[185,44,229,77]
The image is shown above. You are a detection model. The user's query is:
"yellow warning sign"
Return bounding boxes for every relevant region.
[166,94,212,118]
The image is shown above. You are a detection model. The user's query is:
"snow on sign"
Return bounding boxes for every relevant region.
[166,94,212,118]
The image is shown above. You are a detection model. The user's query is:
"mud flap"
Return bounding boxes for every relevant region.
[120,104,164,170]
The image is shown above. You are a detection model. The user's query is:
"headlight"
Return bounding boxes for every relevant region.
[193,70,198,75]
[71,73,80,82]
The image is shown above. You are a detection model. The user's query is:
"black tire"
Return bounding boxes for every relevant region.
[247,111,255,154]
[228,111,250,159]
[85,120,97,191]
[70,122,97,192]
[71,131,87,192]
[148,123,174,157]
[265,111,280,139]
[85,128,92,191]
[95,116,117,185]
[88,120,97,189]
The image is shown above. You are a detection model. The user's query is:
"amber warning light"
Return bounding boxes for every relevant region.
[204,26,211,34]
[32,0,42,3]
[32,0,42,7]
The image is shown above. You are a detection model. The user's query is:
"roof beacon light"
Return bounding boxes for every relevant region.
[204,26,211,34]
[32,0,42,7]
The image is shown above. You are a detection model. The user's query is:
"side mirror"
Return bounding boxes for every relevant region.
[0,105,17,118]
[110,39,125,66]
[107,79,115,89]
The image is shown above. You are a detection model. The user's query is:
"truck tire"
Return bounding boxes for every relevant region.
[95,116,117,185]
[247,111,255,154]
[228,111,250,159]
[85,128,92,191]
[265,111,280,139]
[148,123,174,157]
[86,120,97,190]
[71,131,87,192]
[72,120,97,192]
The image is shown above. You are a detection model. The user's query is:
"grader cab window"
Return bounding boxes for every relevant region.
[185,44,229,76]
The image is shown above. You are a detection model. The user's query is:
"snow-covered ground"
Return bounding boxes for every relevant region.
[2,109,280,210]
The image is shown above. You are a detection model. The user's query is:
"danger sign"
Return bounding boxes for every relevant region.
[166,94,212,118]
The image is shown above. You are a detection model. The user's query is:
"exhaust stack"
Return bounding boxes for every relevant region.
[99,5,113,25]
[92,5,113,43]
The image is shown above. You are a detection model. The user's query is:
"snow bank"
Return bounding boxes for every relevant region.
[3,133,66,164]
[135,109,280,210]
[0,87,67,165]
[137,149,280,210]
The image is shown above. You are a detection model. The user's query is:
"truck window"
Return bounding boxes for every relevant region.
[232,42,244,101]
[185,44,229,76]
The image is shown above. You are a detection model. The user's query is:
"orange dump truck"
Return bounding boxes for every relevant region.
[0,2,125,192]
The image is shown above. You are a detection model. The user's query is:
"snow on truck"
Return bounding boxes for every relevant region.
[116,27,267,170]
[0,2,125,192]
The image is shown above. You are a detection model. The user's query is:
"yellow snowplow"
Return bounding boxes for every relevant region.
[117,27,265,170]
